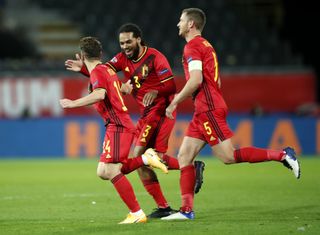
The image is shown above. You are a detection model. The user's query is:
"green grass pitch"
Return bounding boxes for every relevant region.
[1,157,320,235]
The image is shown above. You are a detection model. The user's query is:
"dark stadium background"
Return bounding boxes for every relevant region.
[0,0,318,157]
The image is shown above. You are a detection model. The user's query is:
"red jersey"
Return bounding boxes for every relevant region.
[90,64,135,132]
[107,47,175,117]
[183,36,227,114]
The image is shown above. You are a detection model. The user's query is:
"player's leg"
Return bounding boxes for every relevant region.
[97,162,146,224]
[134,145,175,217]
[134,117,177,218]
[207,109,300,178]
[98,131,146,224]
[213,140,300,178]
[120,148,168,174]
[153,112,180,170]
[153,113,206,193]
[162,136,206,220]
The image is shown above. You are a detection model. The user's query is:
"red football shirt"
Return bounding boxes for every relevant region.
[107,47,175,116]
[90,64,135,132]
[183,36,227,114]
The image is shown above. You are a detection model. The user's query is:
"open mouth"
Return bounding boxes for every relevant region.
[124,49,133,57]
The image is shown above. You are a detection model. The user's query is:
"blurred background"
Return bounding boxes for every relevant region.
[0,0,318,158]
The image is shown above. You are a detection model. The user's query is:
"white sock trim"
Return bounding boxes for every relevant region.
[142,154,148,165]
[131,209,144,216]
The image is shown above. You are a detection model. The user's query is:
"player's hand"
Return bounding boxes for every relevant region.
[59,99,75,108]
[166,103,177,119]
[65,53,83,72]
[121,80,133,95]
[143,90,158,107]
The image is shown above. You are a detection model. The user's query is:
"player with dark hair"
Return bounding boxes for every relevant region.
[162,8,301,220]
[65,23,206,218]
[60,36,168,224]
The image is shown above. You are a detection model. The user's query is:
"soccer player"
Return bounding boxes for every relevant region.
[162,8,301,220]
[60,36,168,224]
[65,23,206,218]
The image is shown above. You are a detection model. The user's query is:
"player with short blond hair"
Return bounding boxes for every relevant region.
[162,8,301,220]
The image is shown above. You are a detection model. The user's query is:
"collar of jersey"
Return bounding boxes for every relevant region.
[132,46,148,63]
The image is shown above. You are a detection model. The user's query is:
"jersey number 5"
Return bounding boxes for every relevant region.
[203,121,212,135]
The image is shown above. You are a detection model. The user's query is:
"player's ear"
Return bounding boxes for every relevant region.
[188,20,194,29]
[80,52,85,61]
[137,37,142,44]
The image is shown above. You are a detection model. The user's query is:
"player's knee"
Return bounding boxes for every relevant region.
[216,153,236,164]
[96,168,112,180]
[177,152,193,168]
[97,171,109,180]
[223,158,236,164]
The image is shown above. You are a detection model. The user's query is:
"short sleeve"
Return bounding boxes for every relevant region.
[106,52,123,72]
[90,69,107,90]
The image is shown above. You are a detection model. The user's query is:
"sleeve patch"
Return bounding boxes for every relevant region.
[92,80,99,89]
[158,68,169,75]
[110,57,118,63]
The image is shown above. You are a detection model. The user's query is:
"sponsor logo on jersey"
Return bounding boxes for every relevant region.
[106,154,111,159]
[125,67,130,72]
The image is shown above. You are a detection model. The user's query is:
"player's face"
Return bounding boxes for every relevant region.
[177,13,189,37]
[119,32,141,60]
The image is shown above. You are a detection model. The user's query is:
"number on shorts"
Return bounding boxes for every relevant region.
[103,139,111,154]
[142,125,152,138]
[203,121,212,135]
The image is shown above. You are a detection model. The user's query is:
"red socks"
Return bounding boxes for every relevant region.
[180,165,195,212]
[111,173,140,212]
[142,179,169,208]
[234,147,285,163]
[162,154,180,170]
[121,157,144,174]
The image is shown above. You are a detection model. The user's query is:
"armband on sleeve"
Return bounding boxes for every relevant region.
[188,60,202,72]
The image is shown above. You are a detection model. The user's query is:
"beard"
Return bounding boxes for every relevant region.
[130,46,140,60]
[123,44,140,60]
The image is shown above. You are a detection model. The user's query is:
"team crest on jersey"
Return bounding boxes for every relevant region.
[111,57,117,63]
[141,64,149,78]
[125,66,130,72]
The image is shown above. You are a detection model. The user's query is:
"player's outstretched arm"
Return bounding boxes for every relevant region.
[60,89,106,108]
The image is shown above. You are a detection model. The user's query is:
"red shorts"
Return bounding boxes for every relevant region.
[99,131,134,163]
[134,110,176,153]
[186,109,233,146]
